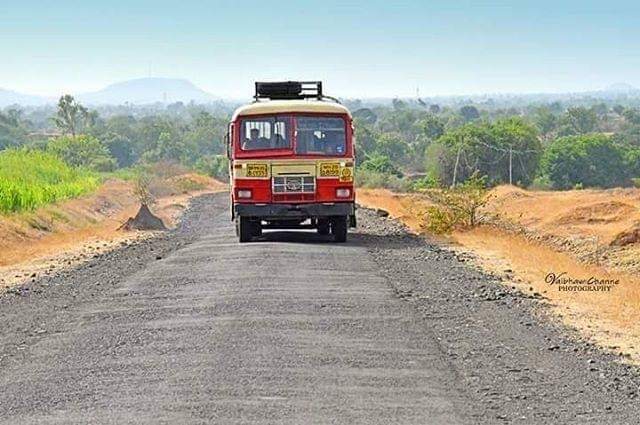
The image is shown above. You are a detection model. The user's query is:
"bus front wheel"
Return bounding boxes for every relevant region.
[331,216,348,243]
[317,219,330,235]
[237,217,253,243]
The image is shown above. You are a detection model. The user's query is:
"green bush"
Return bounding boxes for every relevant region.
[356,169,388,188]
[625,148,640,179]
[356,169,411,192]
[359,152,402,177]
[423,206,456,234]
[385,174,411,192]
[47,135,116,172]
[422,173,489,233]
[194,155,229,180]
[529,175,553,191]
[409,174,440,191]
[0,149,100,213]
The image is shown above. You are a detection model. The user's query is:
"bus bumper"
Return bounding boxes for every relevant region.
[234,202,355,219]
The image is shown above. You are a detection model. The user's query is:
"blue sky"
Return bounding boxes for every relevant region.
[1,0,639,98]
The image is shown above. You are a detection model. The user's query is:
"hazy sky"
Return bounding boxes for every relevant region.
[2,0,639,98]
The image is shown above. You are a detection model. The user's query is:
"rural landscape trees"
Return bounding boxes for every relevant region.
[1,92,640,208]
[352,98,640,191]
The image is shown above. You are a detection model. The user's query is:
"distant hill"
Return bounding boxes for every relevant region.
[76,78,218,105]
[603,83,639,94]
[0,89,49,107]
[3,79,640,108]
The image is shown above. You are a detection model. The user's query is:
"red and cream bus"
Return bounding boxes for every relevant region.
[227,81,356,242]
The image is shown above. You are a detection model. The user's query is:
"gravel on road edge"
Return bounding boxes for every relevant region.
[356,207,640,424]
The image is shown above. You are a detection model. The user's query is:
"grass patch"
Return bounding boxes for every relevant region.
[356,169,411,192]
[0,149,100,214]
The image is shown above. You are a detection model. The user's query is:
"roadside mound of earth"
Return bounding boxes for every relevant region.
[489,184,532,202]
[118,204,167,231]
[554,201,635,226]
[486,185,640,235]
[480,185,640,273]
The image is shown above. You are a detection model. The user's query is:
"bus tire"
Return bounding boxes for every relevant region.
[237,217,253,243]
[252,221,262,237]
[317,219,330,235]
[331,216,348,243]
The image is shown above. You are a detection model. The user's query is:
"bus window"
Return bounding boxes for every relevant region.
[295,117,346,156]
[240,116,290,150]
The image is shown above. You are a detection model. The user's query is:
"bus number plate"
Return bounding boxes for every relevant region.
[320,163,340,177]
[246,164,268,178]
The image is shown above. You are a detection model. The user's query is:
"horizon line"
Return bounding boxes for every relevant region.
[1,78,638,104]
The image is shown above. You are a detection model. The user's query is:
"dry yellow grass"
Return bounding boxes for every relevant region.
[357,187,640,363]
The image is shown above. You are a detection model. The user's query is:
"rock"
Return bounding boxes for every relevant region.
[375,209,390,218]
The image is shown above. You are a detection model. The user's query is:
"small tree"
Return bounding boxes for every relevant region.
[52,95,89,137]
[47,135,116,171]
[118,170,166,231]
[422,173,490,233]
[194,154,229,180]
[133,172,154,206]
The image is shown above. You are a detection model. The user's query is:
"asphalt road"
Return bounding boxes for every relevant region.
[1,193,639,424]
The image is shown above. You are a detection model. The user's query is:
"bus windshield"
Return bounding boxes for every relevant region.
[295,116,346,156]
[240,116,290,151]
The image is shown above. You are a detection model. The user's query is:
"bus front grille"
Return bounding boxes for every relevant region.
[272,176,315,194]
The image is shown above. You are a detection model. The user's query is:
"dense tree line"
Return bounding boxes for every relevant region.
[354,99,640,190]
[1,95,640,190]
[0,97,230,178]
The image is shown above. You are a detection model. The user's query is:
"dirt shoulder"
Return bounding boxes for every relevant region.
[358,187,640,365]
[0,174,226,290]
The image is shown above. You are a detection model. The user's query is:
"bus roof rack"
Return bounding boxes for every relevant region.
[254,81,325,101]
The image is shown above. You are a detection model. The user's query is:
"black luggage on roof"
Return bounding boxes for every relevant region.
[254,81,323,100]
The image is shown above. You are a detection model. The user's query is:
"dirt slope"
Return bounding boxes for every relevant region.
[358,187,640,364]
[486,185,640,273]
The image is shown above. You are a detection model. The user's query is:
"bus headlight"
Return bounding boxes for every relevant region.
[237,189,252,199]
[336,188,351,198]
